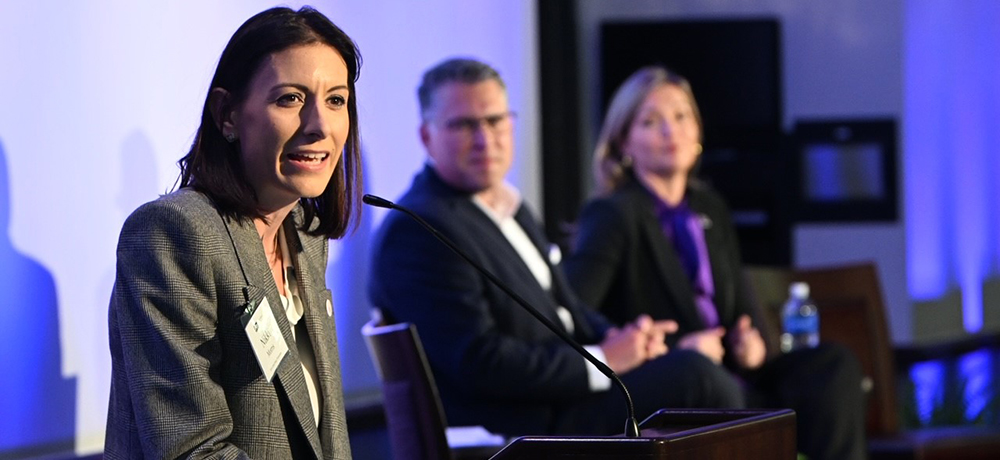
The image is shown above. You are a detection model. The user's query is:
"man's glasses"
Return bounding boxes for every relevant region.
[442,111,516,135]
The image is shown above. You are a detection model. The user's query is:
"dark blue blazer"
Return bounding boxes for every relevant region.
[368,165,611,435]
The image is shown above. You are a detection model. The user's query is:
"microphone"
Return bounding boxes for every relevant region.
[363,193,642,438]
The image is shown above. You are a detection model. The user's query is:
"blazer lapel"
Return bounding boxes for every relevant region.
[689,190,734,326]
[223,212,324,459]
[629,185,706,330]
[282,214,346,459]
[512,205,595,338]
[424,168,567,331]
[457,199,562,327]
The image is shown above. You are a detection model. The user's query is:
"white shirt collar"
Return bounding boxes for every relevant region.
[472,181,522,222]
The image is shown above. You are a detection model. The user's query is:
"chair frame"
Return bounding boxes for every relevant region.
[362,315,503,460]
[363,318,453,460]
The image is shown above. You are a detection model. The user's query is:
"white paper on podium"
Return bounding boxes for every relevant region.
[445,426,507,448]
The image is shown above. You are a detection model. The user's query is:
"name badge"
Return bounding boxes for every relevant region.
[243,297,288,382]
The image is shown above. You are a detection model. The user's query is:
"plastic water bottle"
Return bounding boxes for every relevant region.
[780,282,819,353]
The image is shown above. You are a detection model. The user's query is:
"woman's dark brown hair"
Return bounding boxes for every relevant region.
[178,6,362,239]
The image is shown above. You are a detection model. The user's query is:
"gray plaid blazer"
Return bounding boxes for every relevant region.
[105,189,351,459]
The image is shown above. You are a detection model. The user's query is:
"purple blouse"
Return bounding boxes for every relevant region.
[654,198,719,328]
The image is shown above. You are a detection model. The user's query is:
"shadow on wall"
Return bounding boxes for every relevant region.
[0,139,77,459]
[83,130,160,454]
[98,132,159,371]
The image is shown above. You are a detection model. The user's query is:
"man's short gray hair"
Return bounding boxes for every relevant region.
[418,57,506,120]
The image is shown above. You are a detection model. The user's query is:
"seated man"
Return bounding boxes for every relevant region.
[367,57,743,437]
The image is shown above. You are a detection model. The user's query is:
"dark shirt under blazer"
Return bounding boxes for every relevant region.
[106,189,351,459]
[368,166,612,436]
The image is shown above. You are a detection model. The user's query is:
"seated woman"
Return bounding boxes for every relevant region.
[564,66,866,460]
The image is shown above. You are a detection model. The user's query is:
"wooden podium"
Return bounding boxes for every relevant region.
[489,409,797,459]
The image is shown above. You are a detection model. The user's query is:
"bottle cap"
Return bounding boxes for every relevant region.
[789,282,810,299]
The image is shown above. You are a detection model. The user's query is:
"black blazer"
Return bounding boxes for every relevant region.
[368,166,611,436]
[565,179,754,346]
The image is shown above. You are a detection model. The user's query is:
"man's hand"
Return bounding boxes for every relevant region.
[729,314,766,370]
[644,316,677,359]
[600,315,678,374]
[677,327,727,364]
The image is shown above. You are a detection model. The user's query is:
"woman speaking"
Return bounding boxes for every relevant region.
[105,7,363,459]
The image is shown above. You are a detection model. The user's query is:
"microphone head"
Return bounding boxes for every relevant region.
[362,194,395,209]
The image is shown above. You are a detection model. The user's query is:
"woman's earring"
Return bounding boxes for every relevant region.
[695,143,703,155]
[621,155,633,168]
[225,133,237,143]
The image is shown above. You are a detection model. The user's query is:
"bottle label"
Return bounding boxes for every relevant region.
[784,314,818,334]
